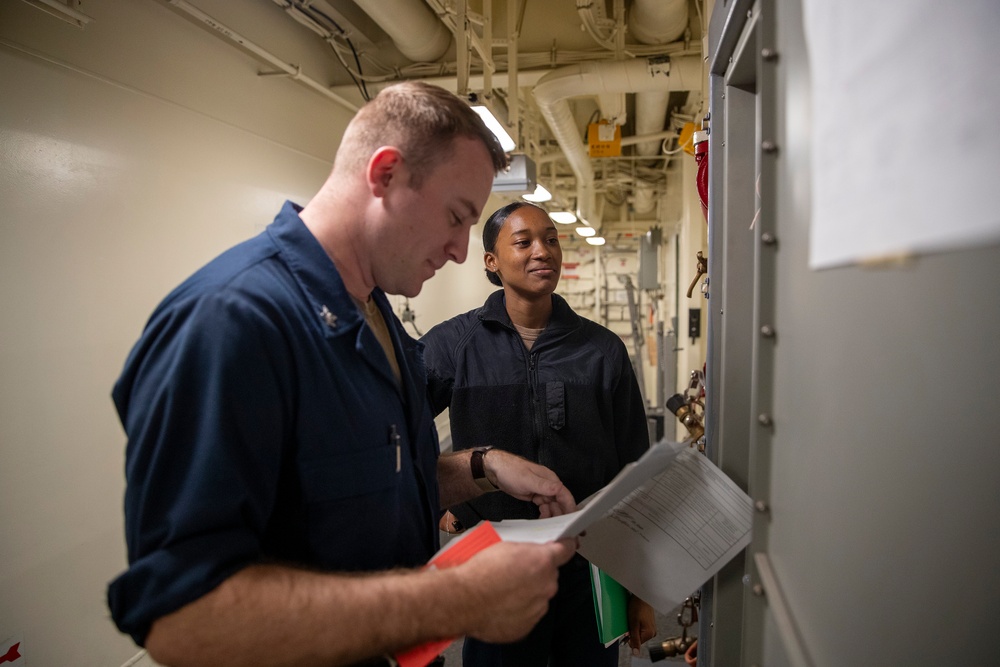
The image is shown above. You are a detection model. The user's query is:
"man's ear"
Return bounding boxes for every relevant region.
[366,146,404,197]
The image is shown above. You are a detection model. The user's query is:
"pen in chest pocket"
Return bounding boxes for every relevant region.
[390,424,401,472]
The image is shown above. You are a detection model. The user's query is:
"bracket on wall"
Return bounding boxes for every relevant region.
[19,0,93,27]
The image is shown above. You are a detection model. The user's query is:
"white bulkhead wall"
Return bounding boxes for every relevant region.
[0,0,350,664]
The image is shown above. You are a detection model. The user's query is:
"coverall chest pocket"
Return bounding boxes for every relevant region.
[300,444,400,503]
[545,381,566,430]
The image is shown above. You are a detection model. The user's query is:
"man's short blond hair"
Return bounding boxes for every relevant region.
[334,81,508,188]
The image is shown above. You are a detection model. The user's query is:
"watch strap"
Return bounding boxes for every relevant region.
[470,447,499,492]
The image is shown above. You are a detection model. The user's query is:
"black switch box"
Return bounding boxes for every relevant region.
[688,308,701,339]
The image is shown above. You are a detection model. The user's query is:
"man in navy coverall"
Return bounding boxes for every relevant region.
[109,81,578,667]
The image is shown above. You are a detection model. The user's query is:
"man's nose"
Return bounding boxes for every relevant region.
[446,229,470,264]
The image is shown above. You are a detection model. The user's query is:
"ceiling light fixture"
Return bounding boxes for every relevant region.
[492,154,536,193]
[575,226,597,237]
[471,105,516,153]
[549,211,577,224]
[585,236,607,246]
[522,184,552,203]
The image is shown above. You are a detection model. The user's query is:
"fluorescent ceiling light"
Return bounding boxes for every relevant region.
[522,184,552,202]
[575,226,597,237]
[585,236,607,246]
[471,105,516,153]
[549,211,577,224]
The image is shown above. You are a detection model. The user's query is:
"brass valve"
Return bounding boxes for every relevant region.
[666,393,705,443]
[650,633,696,659]
[649,596,699,662]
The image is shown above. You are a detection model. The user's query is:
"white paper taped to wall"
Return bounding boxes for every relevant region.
[802,0,1000,269]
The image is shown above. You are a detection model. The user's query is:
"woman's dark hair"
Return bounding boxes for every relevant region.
[482,201,546,286]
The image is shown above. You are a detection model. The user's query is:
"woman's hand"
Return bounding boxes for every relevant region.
[626,595,658,656]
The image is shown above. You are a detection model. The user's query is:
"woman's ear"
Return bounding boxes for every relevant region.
[484,251,499,275]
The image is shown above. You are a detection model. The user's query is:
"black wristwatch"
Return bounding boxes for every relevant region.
[470,446,500,492]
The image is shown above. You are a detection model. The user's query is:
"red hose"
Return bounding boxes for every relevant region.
[694,136,709,222]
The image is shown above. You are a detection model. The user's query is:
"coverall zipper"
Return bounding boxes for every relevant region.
[527,350,543,458]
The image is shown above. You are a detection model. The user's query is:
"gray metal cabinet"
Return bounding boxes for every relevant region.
[701,1,1000,665]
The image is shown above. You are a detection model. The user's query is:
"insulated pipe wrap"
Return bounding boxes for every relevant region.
[628,0,689,45]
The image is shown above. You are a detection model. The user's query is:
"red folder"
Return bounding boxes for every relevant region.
[394,522,502,667]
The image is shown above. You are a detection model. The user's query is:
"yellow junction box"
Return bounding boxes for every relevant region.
[587,121,622,157]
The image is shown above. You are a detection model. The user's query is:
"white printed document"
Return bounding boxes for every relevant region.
[577,445,753,612]
[489,440,753,612]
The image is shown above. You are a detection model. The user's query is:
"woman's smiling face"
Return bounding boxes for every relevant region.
[485,204,563,298]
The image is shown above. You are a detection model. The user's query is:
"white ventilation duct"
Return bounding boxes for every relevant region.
[352,0,451,62]
[631,0,689,214]
[533,55,700,225]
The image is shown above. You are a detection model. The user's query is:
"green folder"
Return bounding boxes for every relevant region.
[589,562,629,647]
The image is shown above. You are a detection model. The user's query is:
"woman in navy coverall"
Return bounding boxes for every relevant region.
[423,202,658,667]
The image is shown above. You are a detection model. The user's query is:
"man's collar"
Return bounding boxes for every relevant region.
[266,200,364,338]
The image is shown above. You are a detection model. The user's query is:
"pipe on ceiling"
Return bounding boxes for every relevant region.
[631,0,689,214]
[351,0,451,63]
[632,90,671,214]
[532,55,700,226]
